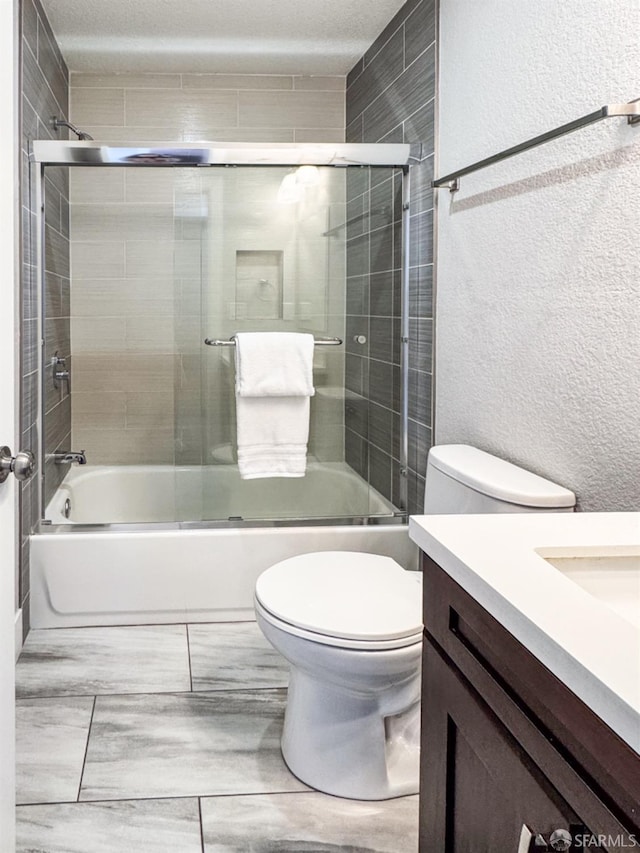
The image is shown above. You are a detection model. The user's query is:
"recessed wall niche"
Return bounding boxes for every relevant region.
[234,250,284,320]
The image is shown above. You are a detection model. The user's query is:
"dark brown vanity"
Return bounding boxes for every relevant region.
[418,553,640,852]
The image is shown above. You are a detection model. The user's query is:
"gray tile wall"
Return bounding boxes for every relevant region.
[20,0,71,638]
[69,73,345,143]
[67,74,346,467]
[345,0,436,514]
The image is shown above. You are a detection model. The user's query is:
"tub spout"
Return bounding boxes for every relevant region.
[53,451,87,465]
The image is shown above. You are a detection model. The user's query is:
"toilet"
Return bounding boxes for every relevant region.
[254,444,576,800]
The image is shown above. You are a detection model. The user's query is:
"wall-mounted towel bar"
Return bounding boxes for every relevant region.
[204,335,343,347]
[433,99,640,192]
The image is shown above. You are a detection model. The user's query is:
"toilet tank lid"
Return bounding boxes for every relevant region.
[427,445,576,508]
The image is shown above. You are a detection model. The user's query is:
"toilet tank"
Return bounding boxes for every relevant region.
[423,445,576,514]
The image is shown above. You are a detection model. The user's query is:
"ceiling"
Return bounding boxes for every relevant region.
[39,0,408,75]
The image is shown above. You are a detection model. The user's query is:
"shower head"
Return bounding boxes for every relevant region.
[52,116,94,141]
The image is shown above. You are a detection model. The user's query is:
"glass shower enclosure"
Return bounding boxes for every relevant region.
[31,142,419,527]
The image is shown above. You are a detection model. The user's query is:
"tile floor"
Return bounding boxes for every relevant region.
[15,621,419,852]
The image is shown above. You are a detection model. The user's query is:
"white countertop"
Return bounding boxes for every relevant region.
[409,512,640,752]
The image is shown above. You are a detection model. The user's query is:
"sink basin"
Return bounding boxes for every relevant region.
[540,551,640,629]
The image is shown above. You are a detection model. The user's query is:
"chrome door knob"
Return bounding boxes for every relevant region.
[0,447,36,483]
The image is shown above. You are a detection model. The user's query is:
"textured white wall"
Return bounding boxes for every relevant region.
[435,0,640,510]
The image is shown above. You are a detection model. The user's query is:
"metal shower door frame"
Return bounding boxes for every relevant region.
[31,142,421,522]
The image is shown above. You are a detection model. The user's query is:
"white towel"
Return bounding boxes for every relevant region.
[234,333,315,479]
[236,397,310,479]
[234,332,315,397]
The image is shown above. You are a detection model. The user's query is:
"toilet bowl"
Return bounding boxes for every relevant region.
[254,551,422,800]
[255,444,576,801]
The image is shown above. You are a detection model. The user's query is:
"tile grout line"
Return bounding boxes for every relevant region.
[186,623,194,692]
[16,685,289,701]
[75,695,97,803]
[198,796,205,853]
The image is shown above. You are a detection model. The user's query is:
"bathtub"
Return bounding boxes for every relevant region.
[31,462,416,629]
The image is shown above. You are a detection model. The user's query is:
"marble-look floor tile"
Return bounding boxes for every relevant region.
[188,621,289,691]
[16,798,203,853]
[201,791,419,852]
[80,690,308,801]
[16,625,191,697]
[16,697,94,805]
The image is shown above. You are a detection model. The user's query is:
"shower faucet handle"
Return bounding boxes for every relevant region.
[52,352,71,391]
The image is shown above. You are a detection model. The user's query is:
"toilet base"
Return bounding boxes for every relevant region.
[281,667,420,800]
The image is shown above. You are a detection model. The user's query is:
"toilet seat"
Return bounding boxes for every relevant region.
[255,551,422,650]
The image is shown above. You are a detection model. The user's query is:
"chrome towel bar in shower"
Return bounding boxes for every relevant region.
[204,335,343,347]
[433,98,640,192]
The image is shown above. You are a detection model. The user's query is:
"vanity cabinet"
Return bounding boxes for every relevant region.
[419,554,640,853]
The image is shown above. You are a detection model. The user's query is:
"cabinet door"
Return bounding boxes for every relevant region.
[420,639,583,853]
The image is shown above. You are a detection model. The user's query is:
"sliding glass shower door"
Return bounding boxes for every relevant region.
[37,147,408,526]
[174,164,375,522]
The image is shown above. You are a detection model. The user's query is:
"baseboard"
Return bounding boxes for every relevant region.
[14,608,23,662]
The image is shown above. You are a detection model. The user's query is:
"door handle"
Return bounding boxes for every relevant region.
[0,447,36,483]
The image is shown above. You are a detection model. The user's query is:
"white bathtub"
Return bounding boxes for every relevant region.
[32,463,416,629]
[43,462,395,524]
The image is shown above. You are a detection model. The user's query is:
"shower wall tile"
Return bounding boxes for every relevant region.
[346,28,404,125]
[37,27,68,116]
[72,392,126,431]
[345,0,436,511]
[20,0,71,638]
[44,225,70,279]
[71,203,175,242]
[124,168,176,203]
[75,427,175,466]
[125,392,175,430]
[71,88,125,126]
[73,242,126,279]
[126,89,238,128]
[124,240,174,278]
[22,44,66,134]
[294,128,345,142]
[71,317,127,353]
[182,73,292,90]
[364,0,422,66]
[404,102,435,154]
[71,278,175,318]
[362,47,436,143]
[72,354,174,394]
[405,0,437,65]
[45,396,72,454]
[22,0,38,57]
[369,444,393,499]
[238,90,344,129]
[68,71,346,467]
[74,126,189,144]
[294,76,345,91]
[72,72,183,89]
[70,168,125,204]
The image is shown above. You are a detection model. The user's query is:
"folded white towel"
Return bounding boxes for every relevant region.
[234,332,315,397]
[233,333,315,479]
[236,397,310,479]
